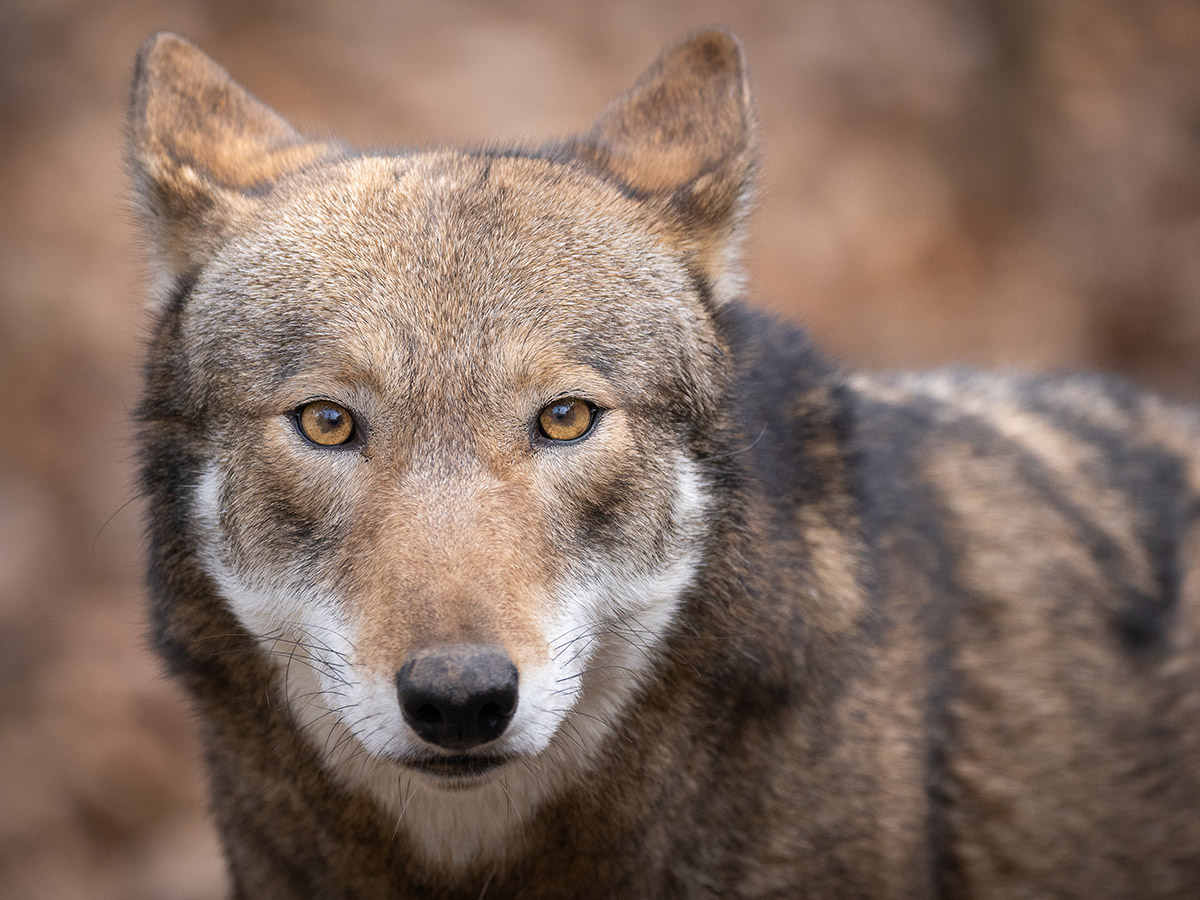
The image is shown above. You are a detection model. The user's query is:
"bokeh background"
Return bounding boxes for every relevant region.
[1,1,1198,898]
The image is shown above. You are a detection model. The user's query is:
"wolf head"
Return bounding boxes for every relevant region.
[130,30,756,866]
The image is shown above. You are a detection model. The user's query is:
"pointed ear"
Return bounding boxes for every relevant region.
[570,29,757,303]
[127,33,338,284]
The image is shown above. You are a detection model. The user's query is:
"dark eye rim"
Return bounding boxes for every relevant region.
[291,399,365,450]
[533,397,603,445]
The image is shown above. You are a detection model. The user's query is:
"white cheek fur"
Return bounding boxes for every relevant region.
[191,454,709,870]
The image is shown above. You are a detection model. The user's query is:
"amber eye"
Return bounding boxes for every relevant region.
[296,400,356,447]
[537,398,597,442]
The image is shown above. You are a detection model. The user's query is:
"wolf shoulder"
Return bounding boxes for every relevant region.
[733,311,1200,892]
[733,303,1200,651]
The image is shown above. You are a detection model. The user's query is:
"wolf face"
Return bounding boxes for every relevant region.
[131,31,751,867]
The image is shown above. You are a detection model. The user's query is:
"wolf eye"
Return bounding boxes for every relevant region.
[537,398,597,442]
[296,400,355,447]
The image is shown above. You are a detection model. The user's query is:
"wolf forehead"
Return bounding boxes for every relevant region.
[180,151,722,392]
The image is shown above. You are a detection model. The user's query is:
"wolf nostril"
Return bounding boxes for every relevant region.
[412,704,444,729]
[477,699,512,739]
[396,645,519,751]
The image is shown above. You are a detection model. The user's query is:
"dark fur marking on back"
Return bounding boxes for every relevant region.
[851,394,967,899]
[1016,379,1189,653]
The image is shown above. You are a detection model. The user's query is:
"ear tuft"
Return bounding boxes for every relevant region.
[127,33,337,281]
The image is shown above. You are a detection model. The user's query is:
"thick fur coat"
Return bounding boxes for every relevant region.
[129,29,1200,899]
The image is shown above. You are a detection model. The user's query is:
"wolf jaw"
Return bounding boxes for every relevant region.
[191,455,710,869]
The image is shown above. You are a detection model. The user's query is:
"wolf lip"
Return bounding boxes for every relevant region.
[402,754,512,780]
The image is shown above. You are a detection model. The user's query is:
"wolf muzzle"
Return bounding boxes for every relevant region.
[396,645,519,750]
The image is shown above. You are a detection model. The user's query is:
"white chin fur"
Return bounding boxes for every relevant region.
[192,457,709,870]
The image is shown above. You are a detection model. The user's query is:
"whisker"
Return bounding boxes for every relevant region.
[497,776,525,843]
[393,778,422,840]
[700,421,768,463]
[478,867,497,900]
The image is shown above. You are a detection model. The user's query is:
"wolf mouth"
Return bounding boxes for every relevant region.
[400,753,514,782]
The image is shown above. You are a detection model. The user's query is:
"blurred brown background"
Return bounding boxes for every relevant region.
[1,1,1197,898]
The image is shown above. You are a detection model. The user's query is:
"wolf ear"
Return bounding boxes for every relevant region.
[127,33,338,286]
[571,29,757,304]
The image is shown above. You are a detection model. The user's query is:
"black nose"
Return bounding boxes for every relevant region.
[396,645,519,750]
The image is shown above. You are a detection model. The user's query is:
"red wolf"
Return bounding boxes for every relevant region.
[129,28,1200,898]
